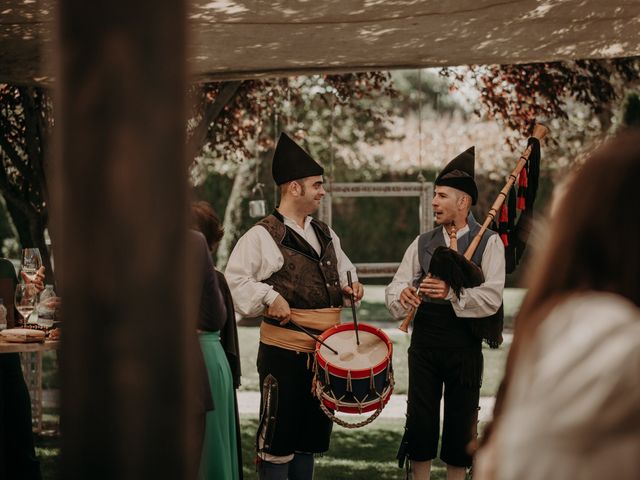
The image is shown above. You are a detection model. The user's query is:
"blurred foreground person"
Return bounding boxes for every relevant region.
[192,201,242,480]
[475,131,640,480]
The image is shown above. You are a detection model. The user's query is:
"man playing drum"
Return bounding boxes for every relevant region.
[226,132,363,480]
[385,147,505,480]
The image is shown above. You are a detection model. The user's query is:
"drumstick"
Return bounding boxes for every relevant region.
[288,318,339,355]
[346,271,360,345]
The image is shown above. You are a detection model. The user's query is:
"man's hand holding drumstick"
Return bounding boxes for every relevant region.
[266,294,291,325]
[342,281,364,302]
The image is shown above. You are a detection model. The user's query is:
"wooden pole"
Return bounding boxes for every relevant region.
[55,1,194,478]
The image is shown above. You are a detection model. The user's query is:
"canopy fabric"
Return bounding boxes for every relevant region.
[2,0,640,85]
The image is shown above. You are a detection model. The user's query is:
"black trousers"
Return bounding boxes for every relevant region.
[404,346,482,467]
[256,343,332,456]
[0,353,41,480]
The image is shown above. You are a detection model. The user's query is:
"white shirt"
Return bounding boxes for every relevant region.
[385,224,505,320]
[225,213,358,317]
[493,293,640,480]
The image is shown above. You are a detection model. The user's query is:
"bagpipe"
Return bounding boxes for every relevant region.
[399,123,549,347]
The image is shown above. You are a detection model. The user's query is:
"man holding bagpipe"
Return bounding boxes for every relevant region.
[386,147,506,480]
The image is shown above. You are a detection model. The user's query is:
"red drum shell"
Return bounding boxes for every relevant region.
[318,386,393,414]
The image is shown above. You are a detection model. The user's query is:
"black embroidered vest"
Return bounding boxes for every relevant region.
[257,212,344,309]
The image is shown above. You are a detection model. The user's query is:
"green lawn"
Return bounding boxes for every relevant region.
[35,412,62,480]
[240,416,489,479]
[240,416,469,480]
[37,415,481,480]
[340,300,392,323]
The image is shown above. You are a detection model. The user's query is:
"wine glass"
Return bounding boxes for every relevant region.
[21,248,43,280]
[15,283,38,327]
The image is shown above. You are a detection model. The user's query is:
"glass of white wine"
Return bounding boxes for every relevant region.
[21,248,43,280]
[15,283,38,327]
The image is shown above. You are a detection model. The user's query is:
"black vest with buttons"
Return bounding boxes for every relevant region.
[257,212,344,309]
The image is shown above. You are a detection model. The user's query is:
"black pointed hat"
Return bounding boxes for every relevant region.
[435,146,478,205]
[271,132,324,185]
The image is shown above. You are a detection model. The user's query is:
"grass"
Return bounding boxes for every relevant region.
[238,327,510,397]
[340,300,392,323]
[34,411,62,480]
[240,416,486,480]
[37,415,482,480]
[36,438,61,480]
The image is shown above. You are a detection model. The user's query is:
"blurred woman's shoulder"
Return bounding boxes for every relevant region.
[540,291,640,345]
[528,292,640,378]
[497,292,640,479]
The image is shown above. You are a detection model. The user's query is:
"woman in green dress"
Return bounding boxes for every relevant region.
[192,201,242,480]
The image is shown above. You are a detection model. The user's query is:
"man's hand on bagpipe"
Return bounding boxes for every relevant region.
[399,285,421,309]
[420,277,450,300]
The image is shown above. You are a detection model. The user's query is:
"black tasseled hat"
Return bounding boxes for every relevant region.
[271,132,324,185]
[435,146,478,205]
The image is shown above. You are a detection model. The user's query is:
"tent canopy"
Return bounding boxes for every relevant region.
[2,0,640,85]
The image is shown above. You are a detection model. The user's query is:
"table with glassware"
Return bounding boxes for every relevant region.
[0,247,61,433]
[0,338,60,434]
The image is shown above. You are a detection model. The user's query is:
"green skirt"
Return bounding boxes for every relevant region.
[199,331,240,480]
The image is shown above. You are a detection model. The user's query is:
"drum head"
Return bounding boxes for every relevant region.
[318,330,387,370]
[316,323,392,378]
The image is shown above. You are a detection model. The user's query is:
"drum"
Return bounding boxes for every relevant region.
[314,323,393,415]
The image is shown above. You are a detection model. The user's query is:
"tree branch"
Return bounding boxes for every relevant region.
[0,116,34,183]
[20,87,45,187]
[187,81,242,160]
